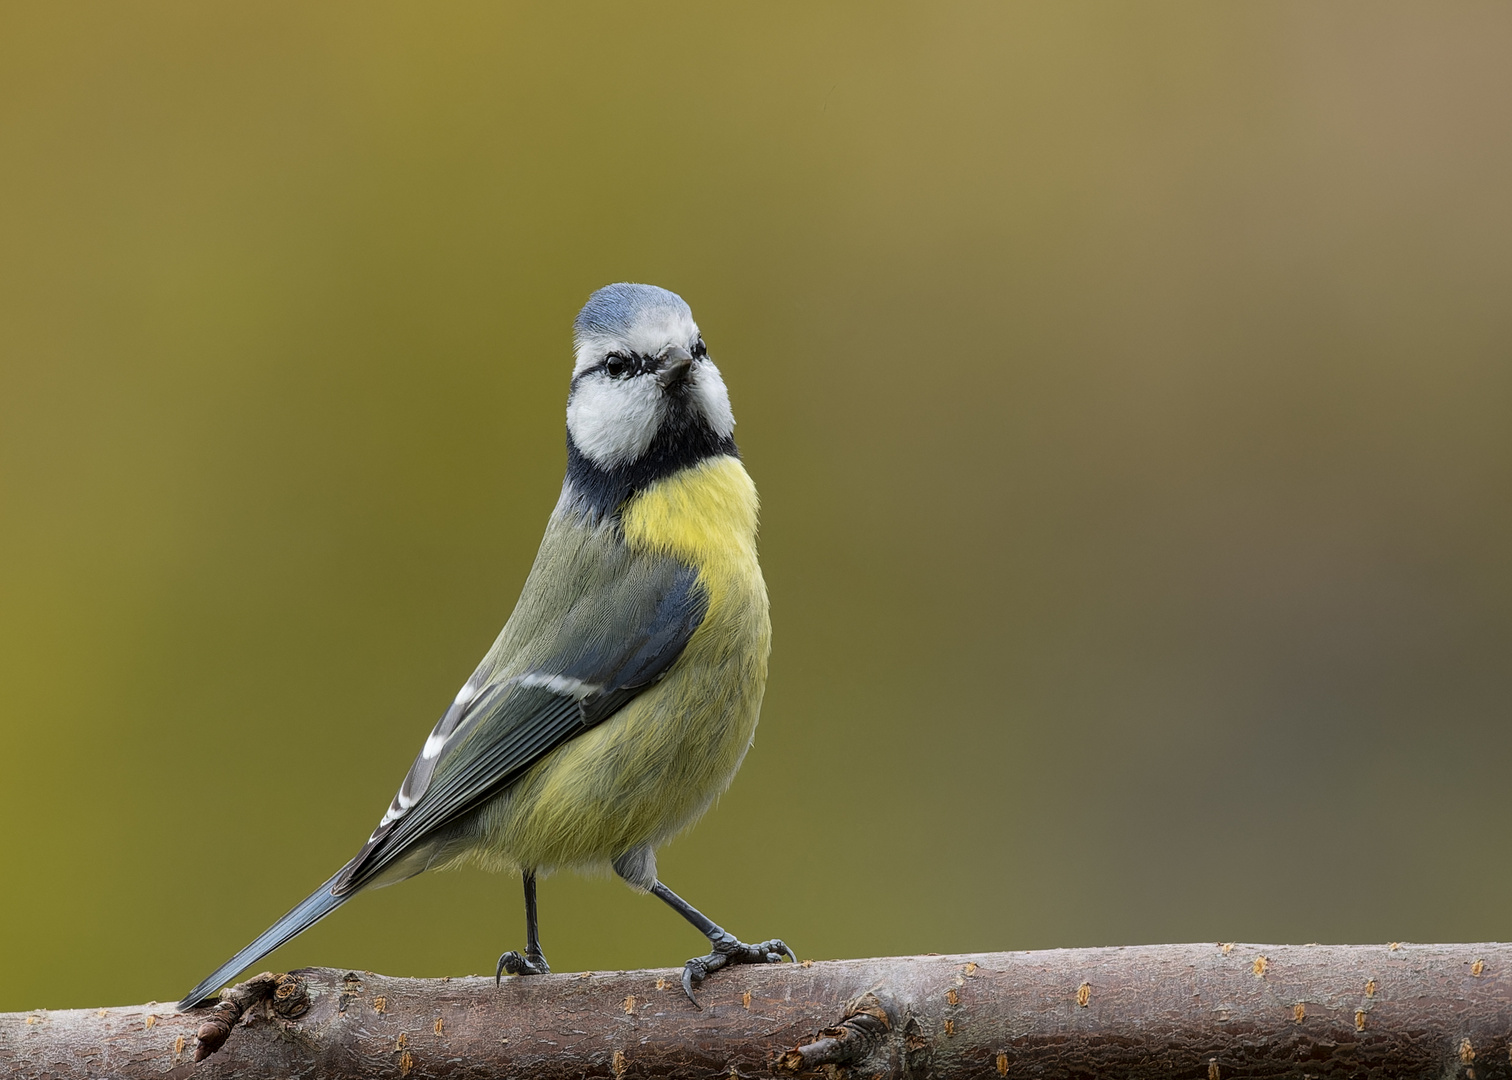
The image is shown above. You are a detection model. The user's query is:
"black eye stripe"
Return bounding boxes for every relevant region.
[574,343,706,385]
[579,353,652,381]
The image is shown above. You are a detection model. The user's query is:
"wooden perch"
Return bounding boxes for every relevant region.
[3,943,1510,1079]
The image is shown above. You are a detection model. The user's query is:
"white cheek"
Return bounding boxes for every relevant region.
[567,375,666,468]
[689,361,735,439]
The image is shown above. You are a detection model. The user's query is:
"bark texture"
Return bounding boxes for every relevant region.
[4,943,1510,1079]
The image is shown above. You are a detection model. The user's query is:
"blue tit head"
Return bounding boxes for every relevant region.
[566,284,736,483]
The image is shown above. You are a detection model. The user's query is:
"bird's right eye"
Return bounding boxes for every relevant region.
[605,355,631,379]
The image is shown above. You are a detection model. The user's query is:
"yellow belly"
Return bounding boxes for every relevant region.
[468,456,770,875]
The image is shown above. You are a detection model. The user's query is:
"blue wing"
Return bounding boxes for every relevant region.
[334,557,707,893]
[179,540,707,1009]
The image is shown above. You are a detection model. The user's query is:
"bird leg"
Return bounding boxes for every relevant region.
[496,871,551,981]
[649,880,794,1005]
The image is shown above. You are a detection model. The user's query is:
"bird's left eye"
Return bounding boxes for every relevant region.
[605,355,632,378]
[691,338,707,359]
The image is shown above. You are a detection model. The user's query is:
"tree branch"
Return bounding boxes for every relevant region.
[4,943,1509,1078]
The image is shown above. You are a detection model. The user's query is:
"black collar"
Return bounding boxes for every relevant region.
[564,411,738,522]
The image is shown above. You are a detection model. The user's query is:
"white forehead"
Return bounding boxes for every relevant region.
[571,283,700,376]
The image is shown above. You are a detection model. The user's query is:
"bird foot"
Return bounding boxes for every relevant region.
[495,950,551,983]
[681,931,795,1005]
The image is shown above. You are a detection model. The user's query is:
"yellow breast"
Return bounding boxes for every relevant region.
[619,454,763,609]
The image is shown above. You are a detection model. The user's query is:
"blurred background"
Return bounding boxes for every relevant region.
[3,3,1510,1013]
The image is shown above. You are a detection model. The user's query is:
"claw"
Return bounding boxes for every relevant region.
[495,950,551,985]
[677,933,795,1006]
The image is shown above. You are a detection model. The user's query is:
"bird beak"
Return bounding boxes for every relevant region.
[657,346,694,387]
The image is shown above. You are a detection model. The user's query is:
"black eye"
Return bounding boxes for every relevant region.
[605,354,631,378]
[691,338,707,359]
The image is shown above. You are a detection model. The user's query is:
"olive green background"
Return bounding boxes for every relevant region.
[3,4,1511,1013]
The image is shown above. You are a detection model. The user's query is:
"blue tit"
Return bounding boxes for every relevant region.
[179,283,789,1009]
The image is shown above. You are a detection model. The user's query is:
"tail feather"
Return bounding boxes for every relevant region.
[177,871,349,1010]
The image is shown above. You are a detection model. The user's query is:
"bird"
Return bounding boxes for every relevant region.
[178,282,790,1010]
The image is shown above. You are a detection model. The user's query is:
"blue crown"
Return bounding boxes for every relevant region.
[574,283,691,341]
